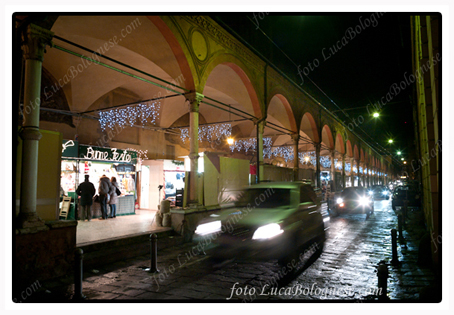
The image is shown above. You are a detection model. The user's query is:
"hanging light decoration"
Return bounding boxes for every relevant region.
[180,123,232,143]
[230,137,273,154]
[334,159,342,170]
[126,148,148,163]
[99,101,161,131]
[320,156,331,168]
[298,151,316,166]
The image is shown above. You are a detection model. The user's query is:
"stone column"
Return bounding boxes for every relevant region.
[314,143,321,188]
[185,92,204,206]
[18,24,53,229]
[256,120,266,183]
[342,154,346,189]
[330,150,336,191]
[292,134,299,181]
[355,159,360,187]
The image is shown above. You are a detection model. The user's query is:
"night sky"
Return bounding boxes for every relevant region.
[214,14,415,159]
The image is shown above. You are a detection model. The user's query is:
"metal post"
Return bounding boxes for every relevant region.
[73,248,85,300]
[146,234,160,273]
[377,261,389,301]
[391,229,399,266]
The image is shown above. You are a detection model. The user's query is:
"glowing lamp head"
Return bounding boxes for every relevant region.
[373,112,379,118]
[388,139,393,144]
[227,137,234,145]
[304,156,310,162]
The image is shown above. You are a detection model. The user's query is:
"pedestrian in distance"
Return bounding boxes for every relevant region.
[98,174,113,220]
[76,174,96,221]
[109,176,120,218]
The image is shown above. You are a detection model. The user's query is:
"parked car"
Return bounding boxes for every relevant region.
[391,185,421,210]
[194,182,326,266]
[368,185,390,200]
[328,187,374,218]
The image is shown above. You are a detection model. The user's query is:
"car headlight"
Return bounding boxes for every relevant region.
[382,191,389,195]
[368,191,373,195]
[194,221,221,236]
[359,197,372,206]
[252,223,283,240]
[336,198,343,204]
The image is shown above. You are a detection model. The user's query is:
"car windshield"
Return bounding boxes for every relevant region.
[236,188,291,208]
[371,185,385,191]
[342,188,367,199]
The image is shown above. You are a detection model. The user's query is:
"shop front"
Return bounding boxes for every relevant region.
[60,140,137,219]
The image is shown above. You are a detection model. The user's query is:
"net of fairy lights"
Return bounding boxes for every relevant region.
[98,102,161,131]
[180,123,231,143]
[298,151,316,166]
[334,158,343,170]
[229,137,273,154]
[126,148,148,163]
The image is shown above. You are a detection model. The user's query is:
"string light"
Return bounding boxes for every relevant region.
[126,148,148,163]
[99,102,161,131]
[180,123,231,143]
[230,137,273,154]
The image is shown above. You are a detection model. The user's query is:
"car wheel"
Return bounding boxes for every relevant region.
[392,205,396,211]
[386,196,390,200]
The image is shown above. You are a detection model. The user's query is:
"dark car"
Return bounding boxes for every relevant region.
[391,185,421,210]
[328,187,374,218]
[194,182,326,266]
[368,185,390,200]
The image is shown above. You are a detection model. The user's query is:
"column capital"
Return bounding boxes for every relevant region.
[256,119,266,134]
[21,23,54,62]
[291,133,299,142]
[185,92,204,111]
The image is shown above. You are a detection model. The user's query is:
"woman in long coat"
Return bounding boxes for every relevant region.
[109,177,120,218]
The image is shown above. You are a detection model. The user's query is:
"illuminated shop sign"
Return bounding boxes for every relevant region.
[79,145,137,163]
[62,139,79,158]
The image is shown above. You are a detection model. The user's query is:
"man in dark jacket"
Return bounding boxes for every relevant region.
[76,174,96,221]
[98,175,113,219]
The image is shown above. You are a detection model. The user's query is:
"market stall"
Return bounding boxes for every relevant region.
[60,140,138,219]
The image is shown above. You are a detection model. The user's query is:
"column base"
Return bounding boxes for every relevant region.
[17,212,48,233]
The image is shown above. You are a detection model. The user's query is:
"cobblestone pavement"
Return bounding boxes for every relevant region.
[40,199,436,302]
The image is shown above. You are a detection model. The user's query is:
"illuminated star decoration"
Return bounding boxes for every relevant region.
[99,102,161,131]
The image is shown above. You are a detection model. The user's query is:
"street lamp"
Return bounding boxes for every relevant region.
[397,151,401,155]
[388,139,393,144]
[227,137,234,145]
[373,112,379,118]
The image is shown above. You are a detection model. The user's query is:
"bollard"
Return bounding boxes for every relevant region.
[73,248,86,300]
[391,229,399,266]
[146,234,160,273]
[377,262,389,301]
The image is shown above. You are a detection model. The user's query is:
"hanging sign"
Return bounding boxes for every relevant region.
[79,145,137,163]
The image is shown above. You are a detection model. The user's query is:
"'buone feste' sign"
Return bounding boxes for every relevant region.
[79,145,137,163]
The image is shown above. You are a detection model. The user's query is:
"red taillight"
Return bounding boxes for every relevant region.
[339,203,345,207]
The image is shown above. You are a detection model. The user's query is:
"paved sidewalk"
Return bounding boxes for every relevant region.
[31,205,438,302]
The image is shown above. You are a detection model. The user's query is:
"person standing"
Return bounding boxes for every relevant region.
[98,175,113,220]
[76,174,96,221]
[109,177,120,218]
